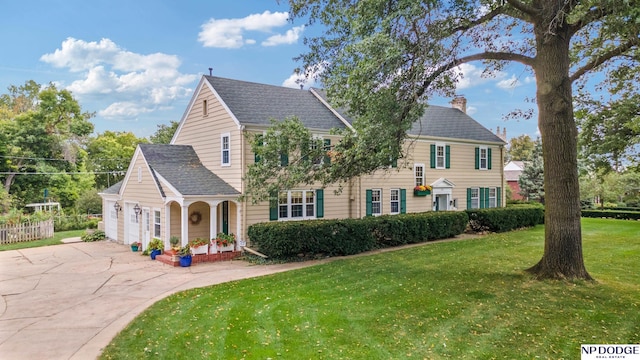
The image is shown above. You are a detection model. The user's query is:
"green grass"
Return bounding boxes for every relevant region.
[0,229,85,251]
[101,218,639,359]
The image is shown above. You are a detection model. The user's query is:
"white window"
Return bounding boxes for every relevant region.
[390,189,400,214]
[221,133,230,166]
[203,99,208,116]
[470,188,480,209]
[153,210,161,238]
[137,167,142,182]
[489,188,497,208]
[278,190,315,220]
[371,189,382,216]
[479,146,488,170]
[414,164,425,186]
[436,143,446,169]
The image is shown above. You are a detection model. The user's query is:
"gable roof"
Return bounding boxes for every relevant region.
[204,76,349,131]
[309,88,504,144]
[409,106,505,143]
[99,180,122,195]
[139,144,239,196]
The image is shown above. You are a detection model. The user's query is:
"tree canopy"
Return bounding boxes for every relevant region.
[265,0,640,280]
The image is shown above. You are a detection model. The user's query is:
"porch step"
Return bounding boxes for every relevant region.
[154,251,242,267]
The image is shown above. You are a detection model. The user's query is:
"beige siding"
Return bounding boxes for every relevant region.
[118,153,166,247]
[173,85,243,190]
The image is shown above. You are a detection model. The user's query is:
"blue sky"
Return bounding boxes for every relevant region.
[1,0,540,140]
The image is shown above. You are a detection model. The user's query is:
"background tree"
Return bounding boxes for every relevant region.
[149,120,179,144]
[85,131,147,190]
[507,134,536,162]
[519,141,544,203]
[75,188,103,215]
[0,81,95,207]
[273,0,640,280]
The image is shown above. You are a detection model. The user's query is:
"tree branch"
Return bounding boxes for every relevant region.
[504,0,538,19]
[570,37,640,82]
[568,5,615,36]
[451,5,505,33]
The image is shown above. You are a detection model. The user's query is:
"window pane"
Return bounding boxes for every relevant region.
[372,203,381,214]
[306,204,314,217]
[415,165,424,186]
[390,189,399,201]
[279,205,288,218]
[292,204,303,217]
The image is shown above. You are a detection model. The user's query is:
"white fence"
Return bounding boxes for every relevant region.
[0,219,55,245]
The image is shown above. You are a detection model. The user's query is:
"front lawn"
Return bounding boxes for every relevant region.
[101,218,640,359]
[0,229,85,251]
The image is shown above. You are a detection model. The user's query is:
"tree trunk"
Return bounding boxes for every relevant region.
[526,19,592,280]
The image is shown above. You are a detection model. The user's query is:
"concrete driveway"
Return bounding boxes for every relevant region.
[0,240,315,360]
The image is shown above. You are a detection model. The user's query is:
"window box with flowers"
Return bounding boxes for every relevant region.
[213,232,235,252]
[188,237,210,255]
[413,185,432,196]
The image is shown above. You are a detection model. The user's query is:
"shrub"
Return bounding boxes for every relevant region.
[248,211,469,259]
[581,210,640,220]
[466,206,544,233]
[54,215,99,231]
[81,230,105,242]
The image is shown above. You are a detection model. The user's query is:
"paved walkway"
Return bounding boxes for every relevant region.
[0,241,319,360]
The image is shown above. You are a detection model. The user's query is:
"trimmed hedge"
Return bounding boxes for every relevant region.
[466,206,544,233]
[248,211,469,259]
[581,210,640,220]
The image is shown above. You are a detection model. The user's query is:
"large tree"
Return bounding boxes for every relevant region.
[0,81,95,207]
[85,131,147,190]
[281,0,639,280]
[507,134,536,162]
[149,120,179,144]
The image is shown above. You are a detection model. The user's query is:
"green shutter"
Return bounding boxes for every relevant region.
[269,191,278,221]
[254,134,263,163]
[475,147,480,169]
[487,148,492,169]
[482,187,490,208]
[323,139,331,165]
[301,138,310,164]
[316,189,324,218]
[366,189,373,216]
[280,152,288,166]
[430,144,436,168]
[466,188,472,210]
[445,145,451,169]
[400,189,406,214]
[497,187,502,207]
[479,187,485,209]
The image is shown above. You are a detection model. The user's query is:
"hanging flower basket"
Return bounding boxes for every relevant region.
[413,185,432,196]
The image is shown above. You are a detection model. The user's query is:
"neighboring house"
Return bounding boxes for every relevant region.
[504,160,526,200]
[99,75,506,250]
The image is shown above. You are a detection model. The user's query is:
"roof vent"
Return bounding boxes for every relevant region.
[208,67,213,76]
[300,84,304,90]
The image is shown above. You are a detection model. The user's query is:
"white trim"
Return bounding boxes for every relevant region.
[479,146,489,170]
[435,142,446,169]
[470,187,480,209]
[277,190,316,221]
[153,208,162,239]
[371,189,382,216]
[414,163,425,186]
[390,189,400,215]
[221,132,231,167]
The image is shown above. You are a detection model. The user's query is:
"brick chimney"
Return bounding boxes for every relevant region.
[451,95,467,113]
[496,126,507,141]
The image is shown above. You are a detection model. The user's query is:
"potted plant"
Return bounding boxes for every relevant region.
[148,238,164,260]
[413,185,432,196]
[130,242,141,252]
[188,237,209,255]
[214,232,235,251]
[178,245,192,267]
[169,236,180,251]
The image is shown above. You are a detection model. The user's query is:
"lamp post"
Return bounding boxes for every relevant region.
[113,202,122,218]
[133,203,142,221]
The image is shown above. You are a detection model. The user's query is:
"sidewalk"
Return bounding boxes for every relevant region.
[0,241,317,360]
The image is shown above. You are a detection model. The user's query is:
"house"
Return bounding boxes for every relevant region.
[504,160,526,200]
[99,75,506,251]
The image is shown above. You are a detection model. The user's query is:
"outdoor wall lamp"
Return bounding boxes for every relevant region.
[113,202,122,217]
[133,203,142,220]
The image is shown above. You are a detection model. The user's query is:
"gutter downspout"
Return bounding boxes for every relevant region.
[240,125,247,246]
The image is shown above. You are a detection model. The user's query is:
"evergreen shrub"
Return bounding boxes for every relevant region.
[466,206,544,233]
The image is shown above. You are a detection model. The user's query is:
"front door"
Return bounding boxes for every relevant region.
[434,194,449,211]
[221,201,229,234]
[142,208,151,249]
[105,201,118,241]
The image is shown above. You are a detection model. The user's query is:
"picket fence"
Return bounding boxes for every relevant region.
[0,219,54,244]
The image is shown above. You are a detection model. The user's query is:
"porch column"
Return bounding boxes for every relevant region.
[181,205,189,246]
[209,203,218,240]
[164,204,171,248]
[236,203,242,248]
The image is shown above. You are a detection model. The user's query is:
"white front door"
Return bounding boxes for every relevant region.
[434,194,449,211]
[126,204,139,245]
[142,208,151,249]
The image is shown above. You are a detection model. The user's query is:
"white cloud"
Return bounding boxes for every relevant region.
[263,26,304,46]
[41,37,197,119]
[496,75,522,90]
[466,106,478,115]
[282,65,324,89]
[453,63,508,90]
[198,11,300,48]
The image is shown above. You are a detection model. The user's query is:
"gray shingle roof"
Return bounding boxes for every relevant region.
[139,144,239,196]
[101,180,122,195]
[409,106,505,143]
[205,76,348,130]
